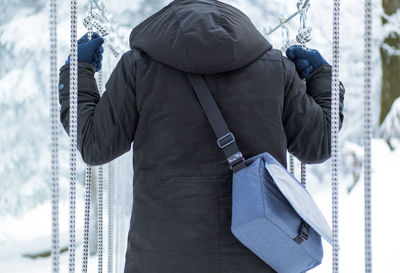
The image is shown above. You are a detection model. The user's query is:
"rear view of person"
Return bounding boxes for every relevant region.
[58,0,345,272]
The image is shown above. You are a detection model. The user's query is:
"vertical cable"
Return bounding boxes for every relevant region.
[331,0,341,272]
[295,0,311,189]
[363,0,373,272]
[98,70,104,273]
[82,20,94,273]
[300,162,306,187]
[108,162,114,273]
[98,165,104,273]
[69,0,78,272]
[49,0,60,272]
[82,166,91,273]
[115,173,120,273]
[289,154,295,175]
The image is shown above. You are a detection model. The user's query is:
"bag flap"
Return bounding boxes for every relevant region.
[263,153,333,245]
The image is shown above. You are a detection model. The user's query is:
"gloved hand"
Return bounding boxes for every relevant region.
[65,32,104,72]
[286,45,328,79]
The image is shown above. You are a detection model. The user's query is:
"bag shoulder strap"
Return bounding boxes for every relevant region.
[187,73,247,173]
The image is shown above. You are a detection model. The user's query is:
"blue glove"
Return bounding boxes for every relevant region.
[286,45,328,79]
[65,32,104,72]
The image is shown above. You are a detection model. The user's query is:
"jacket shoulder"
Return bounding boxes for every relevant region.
[121,49,146,66]
[259,48,296,85]
[258,48,283,62]
[258,48,295,79]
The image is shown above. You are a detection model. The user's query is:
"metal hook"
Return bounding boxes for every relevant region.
[295,0,312,48]
[296,0,310,14]
[279,16,292,52]
[299,10,308,30]
[280,18,290,45]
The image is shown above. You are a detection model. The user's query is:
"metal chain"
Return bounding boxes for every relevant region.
[364,0,373,272]
[82,166,91,273]
[98,70,104,273]
[296,27,312,48]
[289,154,295,175]
[87,4,94,41]
[300,162,306,187]
[49,0,60,272]
[98,164,104,273]
[115,181,120,273]
[83,9,120,57]
[265,0,310,36]
[108,162,114,273]
[82,16,94,273]
[83,13,109,37]
[280,17,293,52]
[295,1,310,188]
[105,43,120,58]
[331,0,341,271]
[296,0,312,48]
[84,3,115,272]
[69,0,78,272]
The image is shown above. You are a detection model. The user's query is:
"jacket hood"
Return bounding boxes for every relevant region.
[129,0,272,74]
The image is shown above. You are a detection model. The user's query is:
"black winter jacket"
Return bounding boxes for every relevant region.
[59,0,345,272]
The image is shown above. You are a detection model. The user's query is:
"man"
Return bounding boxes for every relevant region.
[59,0,345,272]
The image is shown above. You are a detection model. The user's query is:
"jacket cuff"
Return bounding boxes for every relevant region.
[59,61,96,74]
[59,60,99,101]
[306,64,332,97]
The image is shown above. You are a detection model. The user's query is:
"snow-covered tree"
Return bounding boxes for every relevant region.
[0,1,60,216]
[380,0,400,123]
[380,97,400,149]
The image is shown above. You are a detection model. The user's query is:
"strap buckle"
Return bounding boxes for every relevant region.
[217,132,235,149]
[293,220,310,244]
[228,152,245,171]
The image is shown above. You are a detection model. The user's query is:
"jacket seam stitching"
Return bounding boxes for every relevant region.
[214,2,235,72]
[171,5,195,73]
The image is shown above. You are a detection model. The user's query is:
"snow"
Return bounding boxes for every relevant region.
[380,97,400,149]
[381,9,400,56]
[1,0,399,272]
[307,139,400,273]
[1,139,399,272]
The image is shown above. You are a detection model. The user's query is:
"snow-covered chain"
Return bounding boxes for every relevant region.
[364,0,373,272]
[83,10,120,57]
[331,0,341,272]
[108,162,114,273]
[82,166,91,273]
[82,18,93,273]
[98,165,104,273]
[49,0,60,272]
[289,154,295,175]
[296,27,312,48]
[301,163,306,187]
[97,70,104,273]
[83,13,109,37]
[69,0,78,272]
[265,0,310,36]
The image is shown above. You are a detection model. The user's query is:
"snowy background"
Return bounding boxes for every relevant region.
[1,0,399,272]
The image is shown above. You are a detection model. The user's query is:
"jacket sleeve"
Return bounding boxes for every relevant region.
[282,57,345,164]
[58,50,139,166]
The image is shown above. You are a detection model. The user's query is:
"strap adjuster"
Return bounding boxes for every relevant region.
[217,132,235,149]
